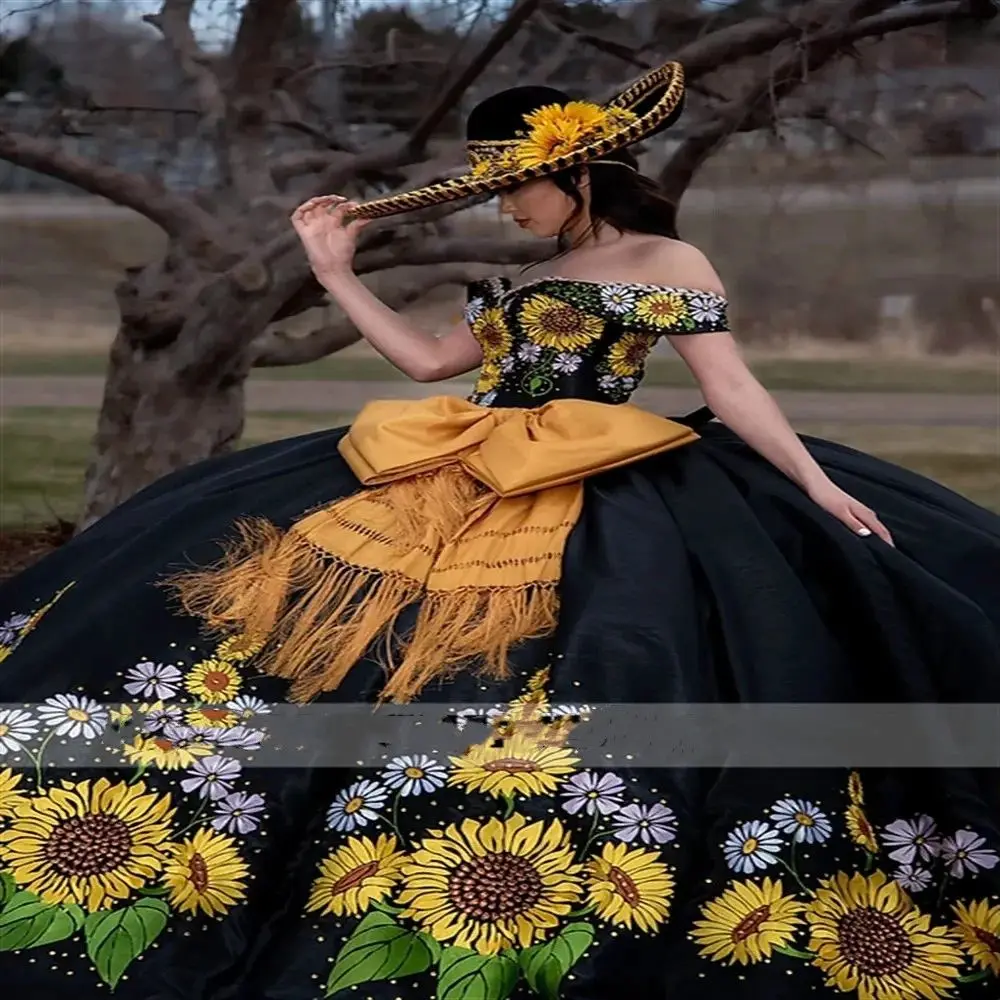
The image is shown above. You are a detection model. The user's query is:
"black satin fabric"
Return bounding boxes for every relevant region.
[1,423,999,999]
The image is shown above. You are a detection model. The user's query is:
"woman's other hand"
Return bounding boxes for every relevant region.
[290,196,370,279]
[806,479,894,546]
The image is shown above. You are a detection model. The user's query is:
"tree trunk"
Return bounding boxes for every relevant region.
[78,321,249,529]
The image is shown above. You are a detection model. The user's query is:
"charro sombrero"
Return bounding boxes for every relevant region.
[349,60,685,221]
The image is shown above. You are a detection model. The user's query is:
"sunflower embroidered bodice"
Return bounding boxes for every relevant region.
[464,276,729,407]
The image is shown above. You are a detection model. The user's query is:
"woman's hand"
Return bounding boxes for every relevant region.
[807,479,894,546]
[290,195,370,280]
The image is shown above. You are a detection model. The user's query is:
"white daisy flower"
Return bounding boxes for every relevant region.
[202,725,265,751]
[326,779,389,832]
[382,755,447,797]
[0,613,31,645]
[499,356,516,373]
[893,864,934,892]
[140,705,185,733]
[552,353,582,374]
[226,696,272,721]
[621,376,637,391]
[518,343,543,363]
[0,707,39,754]
[941,829,1000,878]
[598,373,619,390]
[123,661,183,700]
[600,284,638,315]
[688,293,723,324]
[37,693,108,740]
[478,390,498,406]
[612,802,677,846]
[211,790,266,835]
[180,755,242,801]
[769,798,833,845]
[464,296,486,323]
[882,815,941,866]
[560,771,625,817]
[549,704,592,721]
[723,820,784,874]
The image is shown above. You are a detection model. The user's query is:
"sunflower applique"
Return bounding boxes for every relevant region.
[472,306,513,364]
[306,668,680,998]
[520,293,605,352]
[605,330,655,378]
[634,290,693,332]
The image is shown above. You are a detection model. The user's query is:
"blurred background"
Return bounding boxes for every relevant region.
[1,0,997,575]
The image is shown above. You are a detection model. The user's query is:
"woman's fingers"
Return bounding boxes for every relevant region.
[291,194,347,225]
[849,501,895,547]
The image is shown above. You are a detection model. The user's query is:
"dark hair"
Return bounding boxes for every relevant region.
[518,148,679,270]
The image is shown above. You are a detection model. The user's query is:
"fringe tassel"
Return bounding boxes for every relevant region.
[380,582,559,703]
[164,466,560,703]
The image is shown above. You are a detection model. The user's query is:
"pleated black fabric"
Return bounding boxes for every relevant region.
[0,421,998,1000]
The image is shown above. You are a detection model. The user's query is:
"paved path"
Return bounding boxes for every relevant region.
[1,377,997,427]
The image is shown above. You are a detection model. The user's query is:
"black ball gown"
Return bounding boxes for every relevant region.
[0,276,998,1000]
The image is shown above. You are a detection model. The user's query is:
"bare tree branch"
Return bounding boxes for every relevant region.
[0,127,229,254]
[251,265,484,367]
[659,0,972,203]
[409,0,545,154]
[142,0,225,125]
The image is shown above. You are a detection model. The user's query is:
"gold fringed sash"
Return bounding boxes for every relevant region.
[168,396,699,703]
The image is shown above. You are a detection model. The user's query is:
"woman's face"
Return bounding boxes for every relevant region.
[498,175,585,238]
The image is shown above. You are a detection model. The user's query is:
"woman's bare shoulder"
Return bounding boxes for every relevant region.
[630,238,726,295]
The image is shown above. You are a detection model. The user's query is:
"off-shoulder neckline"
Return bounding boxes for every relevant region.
[474,275,727,302]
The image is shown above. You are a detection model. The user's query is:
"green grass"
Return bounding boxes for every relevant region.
[1,408,996,528]
[1,352,997,394]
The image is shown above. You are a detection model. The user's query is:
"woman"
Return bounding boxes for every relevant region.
[0,62,998,999]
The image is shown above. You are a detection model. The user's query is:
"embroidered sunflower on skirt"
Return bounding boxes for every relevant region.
[0,777,175,911]
[520,293,605,351]
[805,871,966,998]
[690,877,806,965]
[396,814,584,955]
[162,827,249,917]
[952,899,1000,975]
[307,833,408,918]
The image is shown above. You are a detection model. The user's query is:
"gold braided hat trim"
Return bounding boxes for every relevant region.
[349,60,684,221]
[167,395,699,703]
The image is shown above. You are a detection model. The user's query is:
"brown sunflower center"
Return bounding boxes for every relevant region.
[482,757,538,774]
[837,907,914,976]
[448,850,543,921]
[971,926,1000,953]
[202,670,232,692]
[188,852,210,892]
[44,815,133,876]
[607,865,641,906]
[153,738,176,751]
[621,340,649,365]
[648,298,680,320]
[331,860,380,895]
[539,305,580,334]
[479,323,505,349]
[732,904,771,942]
[198,709,232,723]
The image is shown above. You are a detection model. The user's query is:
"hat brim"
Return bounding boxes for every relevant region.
[349,61,685,221]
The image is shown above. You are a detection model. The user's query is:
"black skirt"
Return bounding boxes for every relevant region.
[0,423,998,999]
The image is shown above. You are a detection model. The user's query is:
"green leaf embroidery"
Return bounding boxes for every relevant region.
[84,896,170,989]
[436,946,519,1000]
[0,872,16,909]
[326,910,440,997]
[0,891,85,951]
[519,922,595,1000]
